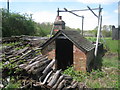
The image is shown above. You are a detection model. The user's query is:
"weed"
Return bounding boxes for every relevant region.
[90,69,106,80]
[102,56,118,68]
[3,42,20,47]
[63,66,118,88]
[5,79,21,89]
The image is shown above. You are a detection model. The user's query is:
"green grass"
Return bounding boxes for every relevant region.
[105,38,118,53]
[63,36,119,88]
[102,56,118,68]
[86,37,118,53]
[63,66,119,88]
[5,79,21,89]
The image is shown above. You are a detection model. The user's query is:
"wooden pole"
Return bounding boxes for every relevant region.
[7,0,9,12]
[57,8,59,16]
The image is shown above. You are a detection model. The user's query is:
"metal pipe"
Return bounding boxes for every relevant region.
[94,5,102,56]
[64,8,83,17]
[59,8,103,12]
[81,16,84,36]
[50,15,58,38]
[70,8,103,12]
[87,6,98,18]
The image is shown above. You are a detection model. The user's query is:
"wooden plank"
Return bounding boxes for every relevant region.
[42,59,55,74]
[40,70,53,85]
[57,79,65,89]
[47,69,61,87]
[52,75,64,89]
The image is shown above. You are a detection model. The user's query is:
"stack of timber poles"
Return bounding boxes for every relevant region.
[1,36,87,89]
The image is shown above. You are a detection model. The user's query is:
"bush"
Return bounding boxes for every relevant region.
[2,8,36,37]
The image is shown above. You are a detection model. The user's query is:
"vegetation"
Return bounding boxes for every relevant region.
[63,66,118,88]
[1,8,113,38]
[86,37,118,53]
[86,25,112,37]
[4,77,21,89]
[105,38,118,52]
[63,37,119,88]
[2,9,36,37]
[1,8,81,37]
[1,7,118,89]
[1,8,52,37]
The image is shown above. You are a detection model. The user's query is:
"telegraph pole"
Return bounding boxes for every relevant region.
[7,0,9,12]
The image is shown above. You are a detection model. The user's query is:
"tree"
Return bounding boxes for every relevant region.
[102,25,112,37]
[34,22,52,36]
[2,8,36,37]
[1,8,85,37]
[92,26,98,37]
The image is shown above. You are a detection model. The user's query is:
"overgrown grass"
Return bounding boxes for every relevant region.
[63,66,119,88]
[105,38,118,53]
[63,37,119,88]
[86,37,118,53]
[102,56,118,68]
[4,78,21,89]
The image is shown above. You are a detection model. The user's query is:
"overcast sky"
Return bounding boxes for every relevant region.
[0,0,119,30]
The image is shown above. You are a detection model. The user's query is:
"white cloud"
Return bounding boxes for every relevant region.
[102,14,118,27]
[102,11,108,15]
[76,0,119,4]
[0,0,2,1]
[31,11,56,23]
[0,0,15,2]
[26,10,118,30]
[25,10,99,30]
[114,9,118,13]
[1,0,118,3]
[58,10,98,30]
[2,0,75,2]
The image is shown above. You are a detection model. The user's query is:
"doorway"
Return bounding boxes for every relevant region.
[55,38,73,70]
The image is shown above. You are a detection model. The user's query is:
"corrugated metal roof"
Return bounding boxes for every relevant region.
[41,30,95,52]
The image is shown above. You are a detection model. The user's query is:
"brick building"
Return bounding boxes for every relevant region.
[40,30,103,72]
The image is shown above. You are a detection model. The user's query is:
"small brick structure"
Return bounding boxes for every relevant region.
[40,30,103,72]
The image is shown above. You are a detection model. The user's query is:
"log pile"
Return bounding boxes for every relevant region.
[1,37,87,89]
[19,58,87,89]
[2,35,48,45]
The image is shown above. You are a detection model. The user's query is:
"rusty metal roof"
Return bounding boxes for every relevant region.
[41,30,95,52]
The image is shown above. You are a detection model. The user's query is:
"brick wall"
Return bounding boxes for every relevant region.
[48,49,55,60]
[73,45,87,72]
[42,44,94,72]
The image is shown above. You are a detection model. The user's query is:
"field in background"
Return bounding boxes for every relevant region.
[86,37,118,52]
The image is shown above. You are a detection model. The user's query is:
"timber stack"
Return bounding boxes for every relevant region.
[1,37,87,89]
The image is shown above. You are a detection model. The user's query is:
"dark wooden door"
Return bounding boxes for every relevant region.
[56,39,73,70]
